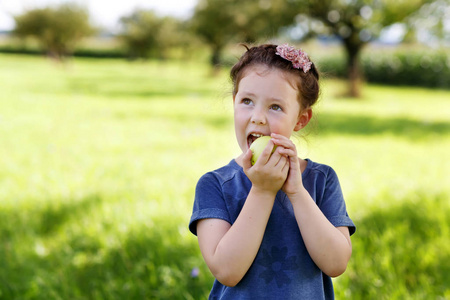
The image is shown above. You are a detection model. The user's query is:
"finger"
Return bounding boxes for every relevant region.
[281,155,290,174]
[270,133,292,142]
[270,133,286,139]
[288,154,301,170]
[271,135,296,150]
[271,149,286,168]
[242,149,253,170]
[276,149,299,171]
[282,159,290,179]
[273,157,289,181]
[277,147,297,159]
[257,140,276,165]
[267,146,288,167]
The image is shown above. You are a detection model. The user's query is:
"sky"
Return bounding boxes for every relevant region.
[0,0,198,32]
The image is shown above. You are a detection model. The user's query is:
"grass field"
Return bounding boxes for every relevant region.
[1,53,449,299]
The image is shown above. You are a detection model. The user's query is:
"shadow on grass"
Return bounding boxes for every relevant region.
[63,216,212,299]
[314,113,450,140]
[38,194,104,235]
[0,194,104,297]
[0,199,212,299]
[336,191,450,299]
[0,194,103,239]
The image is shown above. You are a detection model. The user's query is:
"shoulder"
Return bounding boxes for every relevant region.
[197,160,243,188]
[302,159,343,202]
[191,160,246,235]
[304,159,339,181]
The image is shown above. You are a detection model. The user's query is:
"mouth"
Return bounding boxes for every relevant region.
[247,133,266,148]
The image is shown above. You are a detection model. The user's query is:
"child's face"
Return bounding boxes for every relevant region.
[233,65,303,153]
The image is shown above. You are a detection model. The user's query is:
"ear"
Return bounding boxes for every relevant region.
[294,107,313,131]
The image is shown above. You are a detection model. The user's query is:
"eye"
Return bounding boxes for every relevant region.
[242,98,252,105]
[270,104,282,111]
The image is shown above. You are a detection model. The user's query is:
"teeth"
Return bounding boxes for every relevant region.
[251,133,264,138]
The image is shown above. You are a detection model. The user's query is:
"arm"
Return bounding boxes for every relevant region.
[272,133,352,277]
[197,187,275,287]
[196,142,289,287]
[289,190,352,277]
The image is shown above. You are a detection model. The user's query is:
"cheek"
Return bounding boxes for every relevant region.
[233,112,247,137]
[234,108,248,124]
[233,111,243,126]
[269,116,296,136]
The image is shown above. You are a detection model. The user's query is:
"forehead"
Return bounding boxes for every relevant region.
[238,64,299,92]
[238,64,300,94]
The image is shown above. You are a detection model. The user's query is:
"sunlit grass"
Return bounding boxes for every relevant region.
[0,53,449,299]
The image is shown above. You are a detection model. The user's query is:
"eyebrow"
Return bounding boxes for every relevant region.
[238,91,257,98]
[239,91,285,103]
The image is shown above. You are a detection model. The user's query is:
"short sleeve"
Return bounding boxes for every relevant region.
[189,172,231,236]
[318,167,356,236]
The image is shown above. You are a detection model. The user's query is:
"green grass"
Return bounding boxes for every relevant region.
[0,53,449,299]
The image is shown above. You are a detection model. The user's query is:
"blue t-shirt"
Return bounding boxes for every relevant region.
[189,159,355,299]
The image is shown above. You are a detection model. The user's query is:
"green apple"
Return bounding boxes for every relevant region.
[250,136,277,165]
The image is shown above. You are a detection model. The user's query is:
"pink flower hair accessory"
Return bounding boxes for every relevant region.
[275,44,312,73]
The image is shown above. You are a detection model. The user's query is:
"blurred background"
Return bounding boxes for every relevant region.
[0,0,449,299]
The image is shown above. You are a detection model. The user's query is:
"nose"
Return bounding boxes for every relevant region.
[251,109,266,125]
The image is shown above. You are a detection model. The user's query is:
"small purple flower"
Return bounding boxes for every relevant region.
[190,267,200,278]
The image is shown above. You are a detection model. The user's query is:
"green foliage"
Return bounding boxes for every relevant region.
[13,3,95,59]
[118,10,192,60]
[118,10,160,59]
[291,0,435,97]
[191,0,241,66]
[191,0,299,66]
[294,0,435,45]
[0,54,449,299]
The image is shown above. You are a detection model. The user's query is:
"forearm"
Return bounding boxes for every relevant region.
[289,189,352,277]
[201,187,275,286]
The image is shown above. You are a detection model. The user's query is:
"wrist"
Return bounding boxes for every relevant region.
[286,187,310,203]
[250,185,278,200]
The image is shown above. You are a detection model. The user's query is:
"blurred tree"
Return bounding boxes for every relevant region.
[407,0,450,46]
[119,9,189,60]
[191,0,299,70]
[291,0,435,97]
[13,4,94,60]
[230,0,300,43]
[190,0,237,69]
[119,10,161,59]
[156,17,193,60]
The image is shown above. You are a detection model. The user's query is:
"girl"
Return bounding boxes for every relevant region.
[189,44,356,299]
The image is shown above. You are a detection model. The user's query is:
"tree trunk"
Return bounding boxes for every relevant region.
[343,38,364,98]
[210,44,223,76]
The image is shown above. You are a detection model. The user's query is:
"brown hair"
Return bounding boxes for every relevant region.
[230,44,320,109]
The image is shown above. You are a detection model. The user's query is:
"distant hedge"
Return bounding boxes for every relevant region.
[1,42,449,89]
[0,45,126,59]
[363,50,450,88]
[317,48,450,89]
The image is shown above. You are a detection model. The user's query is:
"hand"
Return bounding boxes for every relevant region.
[242,138,289,195]
[270,133,304,197]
